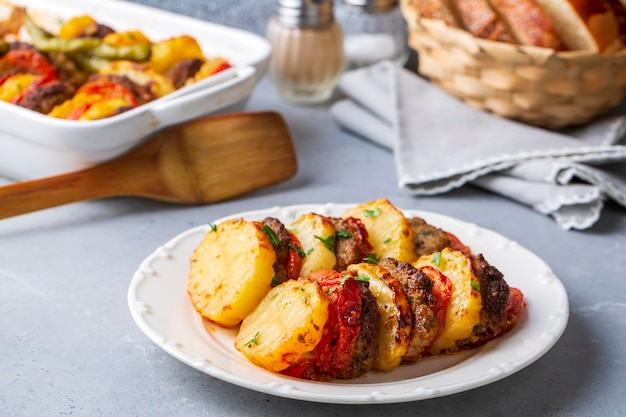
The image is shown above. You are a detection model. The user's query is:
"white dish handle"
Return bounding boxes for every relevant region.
[148,66,257,128]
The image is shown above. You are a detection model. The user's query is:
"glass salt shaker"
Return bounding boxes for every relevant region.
[266,0,345,105]
[335,0,408,70]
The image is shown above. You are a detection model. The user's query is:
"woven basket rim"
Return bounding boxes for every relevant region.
[400,0,626,62]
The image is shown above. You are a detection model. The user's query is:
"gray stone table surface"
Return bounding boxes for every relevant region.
[2,1,626,416]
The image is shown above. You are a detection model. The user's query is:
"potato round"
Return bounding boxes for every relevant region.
[342,198,417,263]
[235,280,330,373]
[288,213,337,278]
[187,218,276,327]
[414,248,483,354]
[347,263,412,371]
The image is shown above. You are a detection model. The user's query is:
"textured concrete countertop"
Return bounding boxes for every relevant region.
[2,1,626,416]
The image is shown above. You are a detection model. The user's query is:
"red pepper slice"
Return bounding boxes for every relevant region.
[419,265,452,349]
[77,80,140,107]
[446,231,471,254]
[307,270,362,378]
[0,49,58,86]
[285,232,304,281]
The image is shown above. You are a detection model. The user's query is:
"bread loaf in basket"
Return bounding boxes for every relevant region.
[400,0,626,129]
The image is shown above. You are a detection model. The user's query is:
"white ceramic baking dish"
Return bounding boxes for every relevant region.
[0,0,271,179]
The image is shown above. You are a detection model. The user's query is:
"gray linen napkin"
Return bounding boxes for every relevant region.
[330,61,626,230]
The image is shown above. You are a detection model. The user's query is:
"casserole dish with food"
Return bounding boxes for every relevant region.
[0,0,271,179]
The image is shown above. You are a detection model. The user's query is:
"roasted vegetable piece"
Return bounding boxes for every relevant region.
[149,35,205,74]
[48,78,141,120]
[234,280,330,373]
[187,219,277,328]
[288,213,337,278]
[418,265,453,351]
[414,248,483,354]
[0,73,36,101]
[58,15,99,39]
[347,263,413,371]
[26,15,102,54]
[188,57,232,84]
[0,48,58,83]
[302,270,379,379]
[343,198,417,263]
[103,30,151,47]
[98,60,174,97]
[87,42,151,61]
[258,217,304,284]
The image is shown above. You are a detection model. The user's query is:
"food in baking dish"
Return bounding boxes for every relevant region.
[187,199,525,381]
[0,1,231,120]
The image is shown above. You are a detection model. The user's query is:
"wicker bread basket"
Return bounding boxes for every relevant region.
[400,0,626,129]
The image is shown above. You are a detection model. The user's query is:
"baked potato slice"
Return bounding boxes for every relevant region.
[235,279,329,373]
[342,198,417,263]
[414,248,483,354]
[288,213,337,278]
[347,263,412,371]
[187,218,276,328]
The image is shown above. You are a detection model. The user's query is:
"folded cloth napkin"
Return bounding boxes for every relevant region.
[330,61,626,230]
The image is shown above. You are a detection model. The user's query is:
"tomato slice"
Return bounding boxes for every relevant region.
[0,49,58,85]
[344,216,373,258]
[419,265,452,349]
[307,270,362,378]
[285,232,304,281]
[77,80,140,107]
[211,61,231,74]
[507,287,525,323]
[446,231,471,254]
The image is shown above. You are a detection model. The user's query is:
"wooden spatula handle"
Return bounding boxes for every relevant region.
[0,168,122,220]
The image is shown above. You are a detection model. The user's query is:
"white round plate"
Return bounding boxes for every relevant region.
[128,204,569,404]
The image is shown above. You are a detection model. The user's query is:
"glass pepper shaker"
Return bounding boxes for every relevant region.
[335,0,408,70]
[266,0,344,105]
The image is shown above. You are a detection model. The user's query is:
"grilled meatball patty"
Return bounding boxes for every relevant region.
[378,257,439,362]
[329,217,373,271]
[335,280,380,379]
[261,217,295,284]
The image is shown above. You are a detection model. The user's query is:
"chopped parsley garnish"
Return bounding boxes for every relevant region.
[246,331,260,348]
[383,238,392,244]
[340,274,351,286]
[261,225,280,247]
[363,208,381,218]
[336,229,353,239]
[364,253,379,264]
[306,248,314,255]
[190,259,198,263]
[431,251,442,267]
[315,235,335,252]
[289,244,306,257]
[209,222,217,232]
[355,274,370,283]
[271,276,282,286]
[471,281,480,291]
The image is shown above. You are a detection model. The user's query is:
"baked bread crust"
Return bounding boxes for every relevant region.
[488,0,566,49]
[533,0,621,51]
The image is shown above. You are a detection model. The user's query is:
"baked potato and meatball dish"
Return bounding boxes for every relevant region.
[187,199,525,381]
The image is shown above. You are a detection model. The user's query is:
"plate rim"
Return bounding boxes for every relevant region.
[128,203,570,404]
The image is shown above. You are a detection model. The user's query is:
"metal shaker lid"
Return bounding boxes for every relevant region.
[276,0,335,28]
[340,0,398,13]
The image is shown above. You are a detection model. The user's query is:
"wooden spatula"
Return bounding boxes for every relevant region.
[0,111,297,220]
